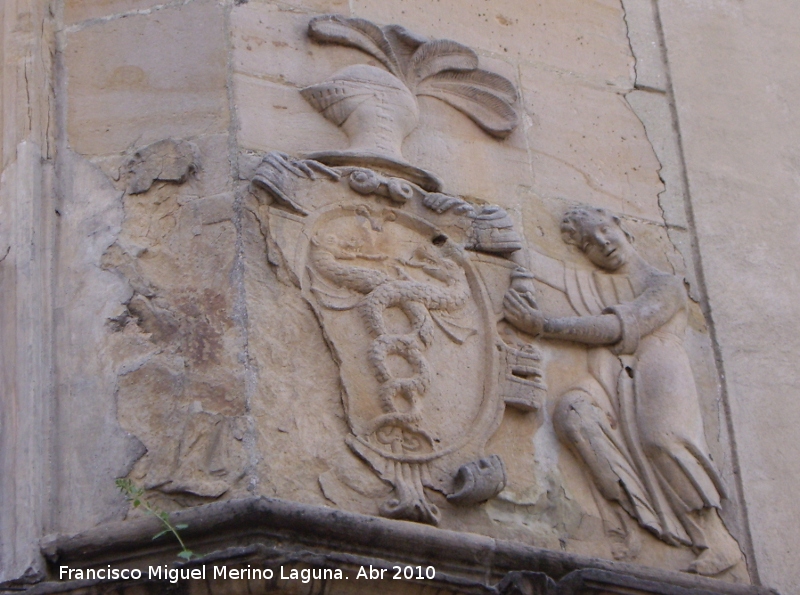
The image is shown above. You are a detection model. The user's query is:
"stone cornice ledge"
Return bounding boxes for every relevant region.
[37,496,776,595]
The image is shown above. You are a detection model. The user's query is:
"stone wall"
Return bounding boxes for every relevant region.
[0,0,797,593]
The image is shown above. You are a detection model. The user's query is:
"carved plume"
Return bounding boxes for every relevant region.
[308,15,519,138]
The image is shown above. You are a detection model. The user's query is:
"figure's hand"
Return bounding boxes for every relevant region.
[503,288,544,337]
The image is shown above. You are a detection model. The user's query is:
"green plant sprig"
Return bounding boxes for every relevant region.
[116,478,195,560]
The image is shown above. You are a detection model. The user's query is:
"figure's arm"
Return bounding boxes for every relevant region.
[542,313,622,344]
[615,273,684,336]
[504,273,685,351]
[503,288,621,343]
[600,272,685,354]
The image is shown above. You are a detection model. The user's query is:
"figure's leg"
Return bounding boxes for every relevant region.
[638,428,742,574]
[554,389,634,515]
[634,337,741,573]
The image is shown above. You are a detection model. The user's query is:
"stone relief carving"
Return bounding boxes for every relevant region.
[502,206,742,576]
[86,14,746,579]
[139,408,247,499]
[247,21,742,574]
[121,138,200,195]
[447,454,507,506]
[102,137,248,506]
[300,15,519,191]
[246,20,538,525]
[251,152,540,525]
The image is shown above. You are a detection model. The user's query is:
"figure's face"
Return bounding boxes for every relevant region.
[577,218,631,271]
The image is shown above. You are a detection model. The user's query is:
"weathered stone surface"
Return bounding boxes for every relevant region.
[625,90,687,230]
[350,0,635,89]
[231,2,368,89]
[658,1,800,590]
[403,95,532,201]
[3,0,795,591]
[54,150,146,535]
[0,0,58,584]
[79,129,249,511]
[122,138,200,195]
[620,0,668,91]
[38,496,773,595]
[248,0,350,14]
[239,190,351,508]
[519,64,664,222]
[63,0,164,27]
[64,0,229,156]
[235,73,348,155]
[0,142,53,587]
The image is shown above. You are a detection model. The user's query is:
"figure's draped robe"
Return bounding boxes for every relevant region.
[531,254,726,545]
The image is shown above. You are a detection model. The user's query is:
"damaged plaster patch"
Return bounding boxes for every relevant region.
[90,134,250,508]
[123,138,200,194]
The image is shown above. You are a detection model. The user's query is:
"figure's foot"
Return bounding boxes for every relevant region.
[687,546,739,576]
[686,507,744,576]
[610,532,641,562]
[607,508,641,562]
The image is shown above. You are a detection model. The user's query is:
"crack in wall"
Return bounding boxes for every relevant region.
[63,0,200,34]
[620,0,759,583]
[650,0,760,585]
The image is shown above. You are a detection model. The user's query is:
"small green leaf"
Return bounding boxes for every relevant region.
[114,478,192,560]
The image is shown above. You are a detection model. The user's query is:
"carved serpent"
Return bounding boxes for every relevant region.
[310,238,470,427]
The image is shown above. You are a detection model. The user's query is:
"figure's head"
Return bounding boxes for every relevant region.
[560,207,634,271]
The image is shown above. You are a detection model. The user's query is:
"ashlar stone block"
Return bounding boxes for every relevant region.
[64,0,164,27]
[350,0,635,89]
[232,2,366,89]
[520,64,664,221]
[234,73,348,154]
[625,89,688,229]
[620,0,667,91]
[65,0,229,156]
[245,0,350,13]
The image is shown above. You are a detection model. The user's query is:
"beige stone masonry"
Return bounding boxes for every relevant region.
[65,0,229,156]
[1,0,798,592]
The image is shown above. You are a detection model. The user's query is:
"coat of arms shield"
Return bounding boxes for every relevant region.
[251,155,545,524]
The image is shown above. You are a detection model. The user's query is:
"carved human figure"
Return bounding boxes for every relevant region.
[503,207,741,576]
